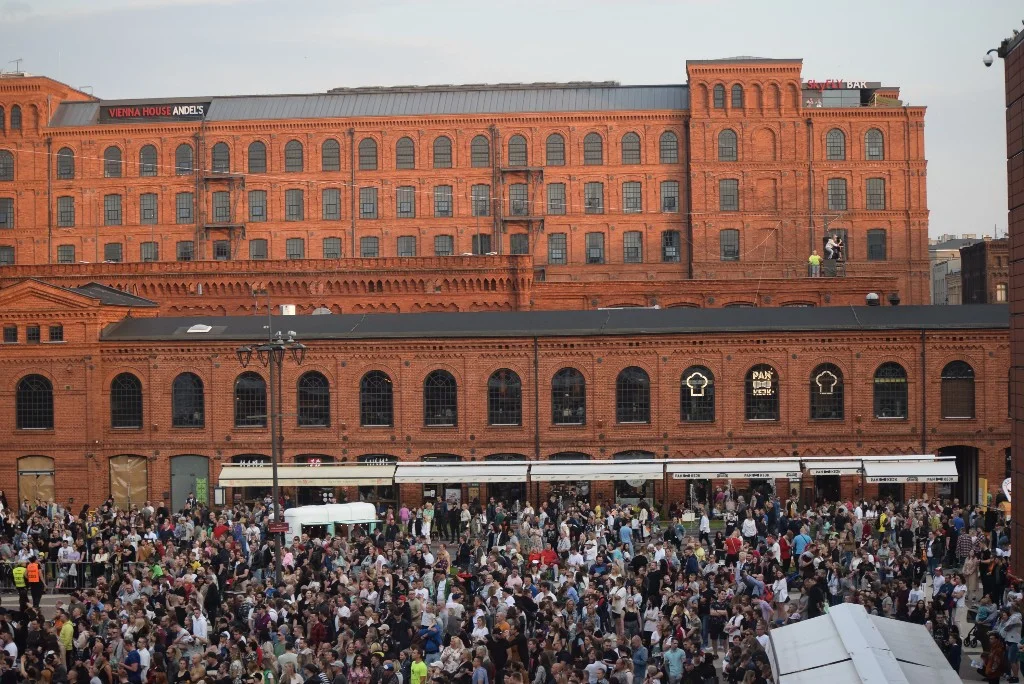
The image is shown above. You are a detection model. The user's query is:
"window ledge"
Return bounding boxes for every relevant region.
[14,429,55,434]
[110,426,143,431]
[873,416,908,421]
[552,423,586,429]
[297,425,331,430]
[487,424,524,429]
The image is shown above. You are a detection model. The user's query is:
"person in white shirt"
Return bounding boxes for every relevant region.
[190,606,209,644]
[137,636,152,682]
[699,510,711,545]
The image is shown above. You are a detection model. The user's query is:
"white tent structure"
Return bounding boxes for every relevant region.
[765,604,961,684]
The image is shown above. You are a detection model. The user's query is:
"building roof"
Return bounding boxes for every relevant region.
[100,304,1008,343]
[69,282,158,307]
[687,56,802,64]
[48,83,689,126]
[929,238,980,252]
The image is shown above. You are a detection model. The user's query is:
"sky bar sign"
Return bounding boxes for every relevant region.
[100,101,210,122]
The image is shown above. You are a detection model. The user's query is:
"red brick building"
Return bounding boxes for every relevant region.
[0,58,928,310]
[961,238,1009,304]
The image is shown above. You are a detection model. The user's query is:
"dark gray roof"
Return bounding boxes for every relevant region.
[101,304,1008,343]
[49,84,689,127]
[70,282,158,308]
[930,238,981,251]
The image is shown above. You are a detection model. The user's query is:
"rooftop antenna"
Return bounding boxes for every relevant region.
[8,58,23,74]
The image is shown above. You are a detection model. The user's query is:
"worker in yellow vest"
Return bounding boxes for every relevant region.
[25,556,44,608]
[11,561,27,609]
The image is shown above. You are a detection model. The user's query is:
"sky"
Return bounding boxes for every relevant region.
[0,0,1019,239]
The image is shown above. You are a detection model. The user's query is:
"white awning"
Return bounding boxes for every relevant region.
[530,461,664,482]
[862,460,958,484]
[218,464,395,487]
[667,461,802,480]
[803,460,863,476]
[394,464,527,484]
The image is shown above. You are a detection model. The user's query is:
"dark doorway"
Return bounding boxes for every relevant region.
[170,455,209,512]
[937,445,978,505]
[814,475,841,504]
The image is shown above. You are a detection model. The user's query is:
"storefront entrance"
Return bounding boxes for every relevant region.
[230,454,271,503]
[109,455,148,509]
[937,445,979,505]
[295,454,336,505]
[486,453,528,505]
[613,451,657,504]
[814,475,841,503]
[170,454,209,511]
[358,454,398,513]
[17,456,55,506]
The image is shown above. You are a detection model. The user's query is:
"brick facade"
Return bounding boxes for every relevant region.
[961,238,1009,304]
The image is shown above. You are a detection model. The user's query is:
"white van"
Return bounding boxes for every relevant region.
[283,501,379,541]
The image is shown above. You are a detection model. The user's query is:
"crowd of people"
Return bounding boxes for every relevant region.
[0,485,1013,684]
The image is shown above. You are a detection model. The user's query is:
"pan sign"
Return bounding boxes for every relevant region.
[750,368,775,397]
[99,101,211,123]
[673,471,800,480]
[866,474,958,483]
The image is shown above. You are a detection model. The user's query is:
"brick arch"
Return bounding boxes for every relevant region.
[751,127,777,162]
[786,82,801,112]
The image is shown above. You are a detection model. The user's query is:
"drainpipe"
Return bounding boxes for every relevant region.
[806,118,814,256]
[533,336,541,504]
[920,329,927,455]
[349,128,356,257]
[683,122,693,279]
[490,124,500,254]
[46,137,52,264]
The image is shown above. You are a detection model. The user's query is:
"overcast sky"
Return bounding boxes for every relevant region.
[0,0,1019,238]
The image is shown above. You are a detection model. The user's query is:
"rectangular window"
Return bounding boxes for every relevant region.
[2,325,15,343]
[176,241,194,262]
[0,245,13,265]
[867,229,887,261]
[720,229,739,261]
[509,183,529,216]
[176,192,194,224]
[212,191,230,223]
[26,325,40,344]
[397,235,417,257]
[323,237,342,259]
[103,242,123,263]
[661,230,681,262]
[103,194,122,226]
[622,182,642,213]
[472,233,492,255]
[359,187,378,219]
[140,193,158,225]
[434,235,454,256]
[623,231,643,263]
[57,196,75,227]
[286,237,305,259]
[48,325,63,342]
[510,233,529,255]
[661,181,679,212]
[249,239,268,260]
[57,244,76,264]
[434,185,453,217]
[285,189,304,221]
[213,240,230,261]
[360,236,379,258]
[471,184,490,217]
[585,232,605,264]
[248,190,267,222]
[322,188,341,220]
[548,233,567,264]
[140,241,158,262]
[547,183,566,215]
[827,178,847,211]
[584,182,604,214]
[0,198,12,229]
[865,178,886,210]
[396,186,415,218]
[719,179,739,211]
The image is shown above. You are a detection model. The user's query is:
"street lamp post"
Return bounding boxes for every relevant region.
[236,303,306,585]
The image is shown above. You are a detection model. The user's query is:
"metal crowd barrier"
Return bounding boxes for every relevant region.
[0,560,150,593]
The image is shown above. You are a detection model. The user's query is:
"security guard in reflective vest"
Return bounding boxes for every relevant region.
[11,561,27,608]
[25,556,43,608]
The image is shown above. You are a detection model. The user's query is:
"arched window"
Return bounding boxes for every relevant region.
[56,147,75,179]
[552,368,585,425]
[171,373,204,428]
[175,143,194,175]
[0,150,13,181]
[103,146,122,178]
[583,133,603,165]
[731,84,744,109]
[139,145,157,177]
[424,370,457,427]
[681,366,715,422]
[358,138,378,170]
[16,374,53,429]
[395,137,415,169]
[713,84,726,109]
[471,135,490,167]
[621,132,641,164]
[865,129,885,160]
[110,372,143,429]
[745,364,779,421]
[234,372,267,427]
[360,371,393,427]
[941,361,975,419]
[0,106,4,132]
[718,129,737,161]
[433,136,452,168]
[616,367,650,423]
[825,129,846,160]
[873,362,907,419]
[659,131,678,163]
[488,369,522,425]
[508,135,527,167]
[810,363,844,420]
[284,140,303,172]
[211,142,230,174]
[545,134,565,166]
[297,371,330,427]
[9,105,21,130]
[247,141,267,173]
[321,139,340,171]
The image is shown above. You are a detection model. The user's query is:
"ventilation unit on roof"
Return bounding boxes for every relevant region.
[186,324,213,334]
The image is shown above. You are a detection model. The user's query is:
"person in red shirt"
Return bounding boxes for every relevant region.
[724,530,743,567]
[779,533,793,573]
[212,517,230,540]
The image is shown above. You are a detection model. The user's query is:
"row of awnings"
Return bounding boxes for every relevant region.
[217,456,958,487]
